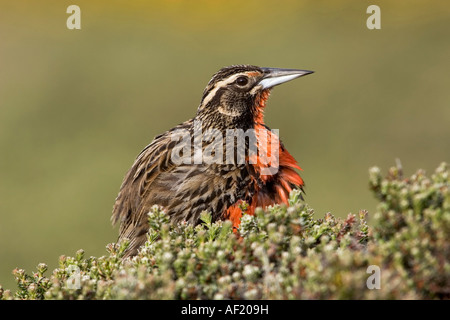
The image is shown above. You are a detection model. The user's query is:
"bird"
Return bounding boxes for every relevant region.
[112,65,313,257]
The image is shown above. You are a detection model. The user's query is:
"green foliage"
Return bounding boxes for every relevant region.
[1,163,448,300]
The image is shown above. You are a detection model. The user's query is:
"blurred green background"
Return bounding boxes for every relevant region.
[1,0,449,291]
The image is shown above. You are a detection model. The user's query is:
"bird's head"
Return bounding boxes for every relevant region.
[196,65,313,130]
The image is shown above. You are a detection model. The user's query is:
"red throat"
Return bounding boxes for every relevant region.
[253,90,270,125]
[226,90,304,231]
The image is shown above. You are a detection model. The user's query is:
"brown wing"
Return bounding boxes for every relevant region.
[111,119,194,256]
[111,119,245,257]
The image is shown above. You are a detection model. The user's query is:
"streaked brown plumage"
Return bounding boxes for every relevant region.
[112,65,313,257]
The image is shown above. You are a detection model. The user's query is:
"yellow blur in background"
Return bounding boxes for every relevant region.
[0,1,449,290]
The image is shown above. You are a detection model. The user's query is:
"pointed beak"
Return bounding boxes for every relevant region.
[258,68,314,89]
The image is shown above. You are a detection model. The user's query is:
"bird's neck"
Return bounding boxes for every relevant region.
[253,89,270,127]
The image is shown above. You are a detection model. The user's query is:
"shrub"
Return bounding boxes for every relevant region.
[1,162,448,300]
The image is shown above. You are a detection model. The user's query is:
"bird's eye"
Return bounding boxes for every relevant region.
[236,76,249,86]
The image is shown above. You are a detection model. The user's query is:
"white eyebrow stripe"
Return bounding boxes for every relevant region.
[200,72,254,108]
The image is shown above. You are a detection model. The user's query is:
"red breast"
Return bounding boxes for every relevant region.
[226,90,304,230]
